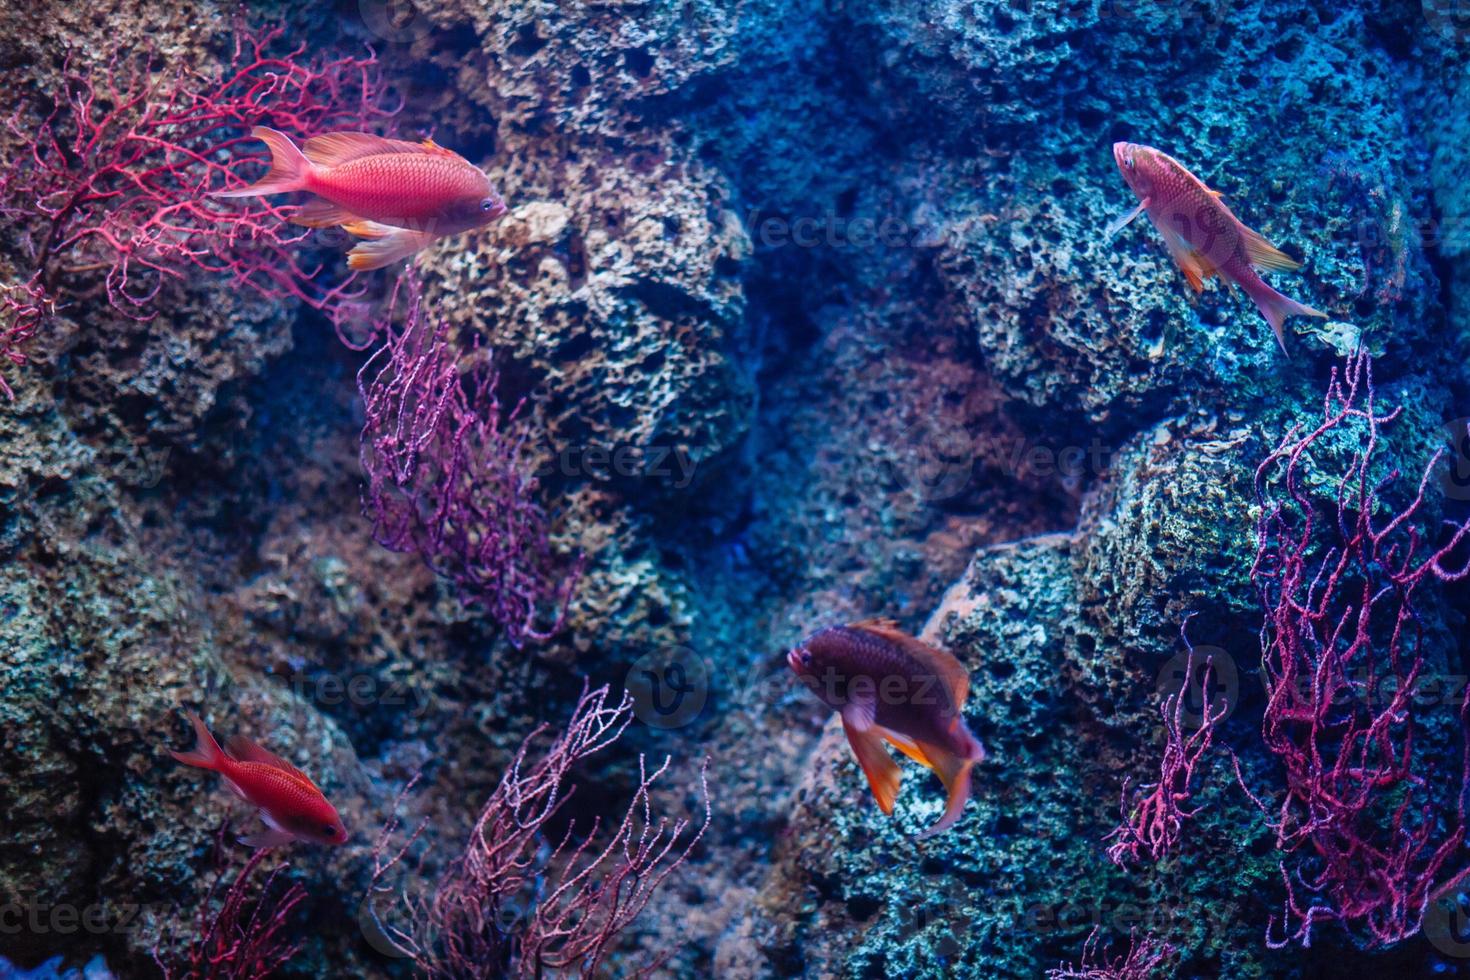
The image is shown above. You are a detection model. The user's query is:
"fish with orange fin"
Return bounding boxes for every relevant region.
[213,126,508,270]
[1109,141,1326,352]
[168,711,349,848]
[788,619,985,838]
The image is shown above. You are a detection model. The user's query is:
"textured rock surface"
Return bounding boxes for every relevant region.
[1,0,1468,977]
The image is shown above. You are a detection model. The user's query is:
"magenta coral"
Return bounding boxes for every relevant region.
[1105,621,1227,867]
[356,273,581,645]
[0,21,398,395]
[154,842,307,979]
[1046,927,1176,980]
[1243,348,1470,948]
[368,684,711,978]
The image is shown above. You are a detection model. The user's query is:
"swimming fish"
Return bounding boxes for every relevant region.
[1109,141,1325,352]
[214,126,508,271]
[168,711,349,848]
[787,619,985,838]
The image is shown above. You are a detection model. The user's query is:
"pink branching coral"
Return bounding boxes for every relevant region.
[356,274,582,646]
[0,21,398,395]
[367,684,711,978]
[1046,927,1176,980]
[154,840,307,979]
[1105,621,1228,867]
[1243,348,1470,948]
[0,274,53,398]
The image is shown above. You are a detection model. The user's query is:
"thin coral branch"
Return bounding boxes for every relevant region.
[154,831,307,979]
[371,684,711,979]
[1105,617,1228,867]
[1242,347,1470,949]
[0,20,400,396]
[356,274,583,645]
[1047,927,1176,980]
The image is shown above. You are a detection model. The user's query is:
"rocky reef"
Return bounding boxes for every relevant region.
[1,0,1468,978]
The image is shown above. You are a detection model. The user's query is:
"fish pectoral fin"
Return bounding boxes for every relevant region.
[1241,226,1304,272]
[238,827,297,849]
[841,697,877,734]
[1106,199,1148,239]
[912,739,978,839]
[1160,230,1216,294]
[842,716,901,815]
[290,198,368,229]
[347,228,439,271]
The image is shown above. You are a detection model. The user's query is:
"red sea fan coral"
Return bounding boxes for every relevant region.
[1105,621,1228,868]
[356,274,581,646]
[1243,348,1470,949]
[367,684,711,978]
[154,842,307,979]
[0,21,398,395]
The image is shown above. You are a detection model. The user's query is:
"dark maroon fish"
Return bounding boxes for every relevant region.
[788,619,985,837]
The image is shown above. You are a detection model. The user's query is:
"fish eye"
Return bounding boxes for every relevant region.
[800,650,813,666]
[323,823,339,837]
[480,198,498,212]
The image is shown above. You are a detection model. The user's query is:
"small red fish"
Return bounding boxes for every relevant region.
[788,619,985,837]
[169,711,349,848]
[1110,141,1325,352]
[214,126,508,270]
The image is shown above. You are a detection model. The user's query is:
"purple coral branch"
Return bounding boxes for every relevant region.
[1243,347,1470,949]
[356,272,582,645]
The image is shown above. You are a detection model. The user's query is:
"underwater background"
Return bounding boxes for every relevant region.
[3,0,1470,977]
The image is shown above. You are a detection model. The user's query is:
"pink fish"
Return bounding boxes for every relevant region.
[788,619,985,837]
[214,126,508,270]
[169,711,349,848]
[1110,141,1325,351]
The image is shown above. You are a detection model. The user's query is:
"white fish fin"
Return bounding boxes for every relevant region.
[222,777,249,801]
[346,227,439,271]
[1106,199,1149,239]
[841,697,877,734]
[238,827,297,849]
[290,197,367,229]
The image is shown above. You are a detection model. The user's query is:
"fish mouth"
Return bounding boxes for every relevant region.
[786,648,804,674]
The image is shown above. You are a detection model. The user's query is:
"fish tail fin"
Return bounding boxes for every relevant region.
[346,226,439,271]
[915,736,983,839]
[168,711,227,771]
[1242,276,1325,354]
[212,127,314,198]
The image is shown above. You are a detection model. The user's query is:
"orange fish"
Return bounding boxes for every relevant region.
[788,619,985,837]
[1110,141,1325,352]
[168,711,349,848]
[214,126,508,270]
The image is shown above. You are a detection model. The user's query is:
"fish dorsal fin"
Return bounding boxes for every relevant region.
[849,619,970,709]
[1240,226,1304,272]
[419,137,473,165]
[303,131,432,168]
[224,734,314,785]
